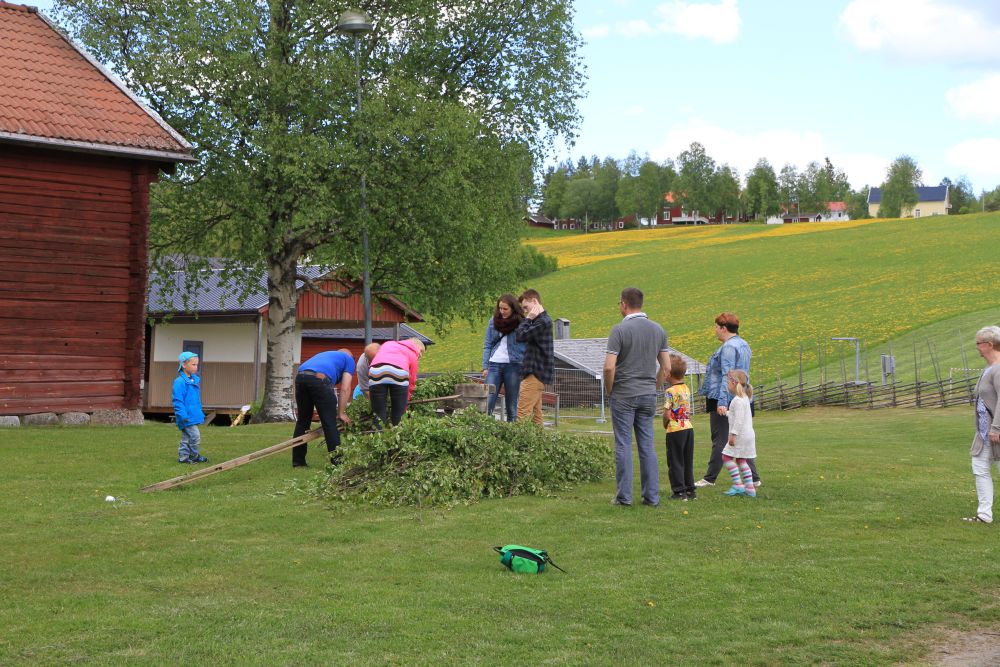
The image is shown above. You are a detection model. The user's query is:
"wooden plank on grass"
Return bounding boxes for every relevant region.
[141,429,324,493]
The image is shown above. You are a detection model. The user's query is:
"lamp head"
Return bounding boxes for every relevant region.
[337,9,373,34]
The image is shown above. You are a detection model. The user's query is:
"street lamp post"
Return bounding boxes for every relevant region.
[831,337,862,384]
[337,10,375,345]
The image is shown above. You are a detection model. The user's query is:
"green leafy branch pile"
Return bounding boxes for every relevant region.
[320,409,612,507]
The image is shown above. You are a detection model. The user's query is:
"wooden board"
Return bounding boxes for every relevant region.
[141,429,325,493]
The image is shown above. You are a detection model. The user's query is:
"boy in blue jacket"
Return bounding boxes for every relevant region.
[173,351,208,463]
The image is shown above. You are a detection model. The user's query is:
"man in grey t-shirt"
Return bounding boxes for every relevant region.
[603,287,671,507]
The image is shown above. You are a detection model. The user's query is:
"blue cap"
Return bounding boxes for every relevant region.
[178,351,199,371]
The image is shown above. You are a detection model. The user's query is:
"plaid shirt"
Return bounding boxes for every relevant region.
[515,310,554,384]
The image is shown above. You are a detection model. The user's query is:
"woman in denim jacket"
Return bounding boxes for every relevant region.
[481,294,526,421]
[696,312,760,488]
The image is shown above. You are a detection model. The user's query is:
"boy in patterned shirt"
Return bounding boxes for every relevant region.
[662,354,695,499]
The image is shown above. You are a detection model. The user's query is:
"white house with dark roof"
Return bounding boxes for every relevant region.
[867,185,950,218]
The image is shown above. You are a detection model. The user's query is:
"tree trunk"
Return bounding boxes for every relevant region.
[255,254,300,422]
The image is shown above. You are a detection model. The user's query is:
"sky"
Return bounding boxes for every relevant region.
[30,0,1000,193]
[561,0,1000,192]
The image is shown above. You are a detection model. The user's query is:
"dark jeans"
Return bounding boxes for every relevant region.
[486,362,521,422]
[292,373,340,466]
[703,399,759,483]
[370,383,409,428]
[666,428,695,495]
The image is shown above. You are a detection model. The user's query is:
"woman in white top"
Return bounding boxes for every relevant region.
[722,369,757,498]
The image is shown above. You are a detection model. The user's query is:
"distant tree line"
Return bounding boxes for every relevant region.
[539,142,990,225]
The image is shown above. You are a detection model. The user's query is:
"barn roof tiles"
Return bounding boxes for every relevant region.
[0,1,192,161]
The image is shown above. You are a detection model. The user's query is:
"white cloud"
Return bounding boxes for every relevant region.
[946,74,1000,122]
[581,24,610,39]
[581,1,740,43]
[649,118,887,188]
[656,0,740,44]
[840,0,1000,64]
[946,138,1000,189]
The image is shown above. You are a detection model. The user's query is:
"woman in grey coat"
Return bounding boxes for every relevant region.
[965,325,1000,523]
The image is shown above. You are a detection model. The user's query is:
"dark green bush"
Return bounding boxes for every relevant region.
[518,244,558,279]
[319,409,612,507]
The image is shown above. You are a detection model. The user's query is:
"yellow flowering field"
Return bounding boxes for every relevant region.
[420,212,1000,381]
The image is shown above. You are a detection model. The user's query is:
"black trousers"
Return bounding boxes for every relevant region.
[292,374,340,466]
[703,399,759,483]
[370,383,409,428]
[666,428,695,495]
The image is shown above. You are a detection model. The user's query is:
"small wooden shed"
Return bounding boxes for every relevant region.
[0,2,193,416]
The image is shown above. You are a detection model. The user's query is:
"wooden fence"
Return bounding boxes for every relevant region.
[755,375,978,411]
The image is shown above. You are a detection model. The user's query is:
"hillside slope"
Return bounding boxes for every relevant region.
[420,212,1000,380]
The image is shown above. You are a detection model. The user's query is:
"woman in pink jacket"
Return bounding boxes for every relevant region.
[368,338,425,427]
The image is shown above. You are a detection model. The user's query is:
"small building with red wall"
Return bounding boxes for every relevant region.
[145,267,426,413]
[0,2,193,417]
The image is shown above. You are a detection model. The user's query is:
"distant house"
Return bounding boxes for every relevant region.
[657,192,735,225]
[0,3,193,417]
[145,266,424,413]
[868,186,950,218]
[524,212,556,229]
[779,201,850,223]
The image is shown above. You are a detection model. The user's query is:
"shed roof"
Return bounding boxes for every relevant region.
[553,338,706,378]
[0,2,192,162]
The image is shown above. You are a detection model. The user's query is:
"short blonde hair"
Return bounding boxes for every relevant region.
[976,326,1000,350]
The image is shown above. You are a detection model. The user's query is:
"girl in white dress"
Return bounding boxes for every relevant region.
[722,370,757,498]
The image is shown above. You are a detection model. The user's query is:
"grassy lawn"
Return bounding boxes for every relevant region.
[419,212,1000,381]
[3,407,999,665]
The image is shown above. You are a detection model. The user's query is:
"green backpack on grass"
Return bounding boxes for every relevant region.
[494,544,566,574]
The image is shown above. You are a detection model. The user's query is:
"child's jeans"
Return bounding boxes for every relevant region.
[178,425,201,461]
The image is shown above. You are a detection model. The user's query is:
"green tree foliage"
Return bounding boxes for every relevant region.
[561,177,599,229]
[673,142,718,217]
[742,159,781,220]
[55,0,584,420]
[778,164,799,216]
[846,187,871,220]
[592,157,621,221]
[940,176,976,214]
[540,164,569,219]
[713,164,741,219]
[983,185,1000,213]
[614,155,669,225]
[879,155,922,218]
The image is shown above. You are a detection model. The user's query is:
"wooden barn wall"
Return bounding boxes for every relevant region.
[0,146,156,415]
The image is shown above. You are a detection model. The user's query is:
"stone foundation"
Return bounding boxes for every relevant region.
[23,412,58,426]
[90,409,145,426]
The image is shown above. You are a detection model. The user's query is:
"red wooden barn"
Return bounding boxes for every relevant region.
[0,2,193,417]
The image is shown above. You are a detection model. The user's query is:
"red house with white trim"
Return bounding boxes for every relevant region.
[0,2,194,417]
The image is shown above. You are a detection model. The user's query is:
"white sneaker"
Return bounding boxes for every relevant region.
[754,480,762,488]
[694,479,715,488]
